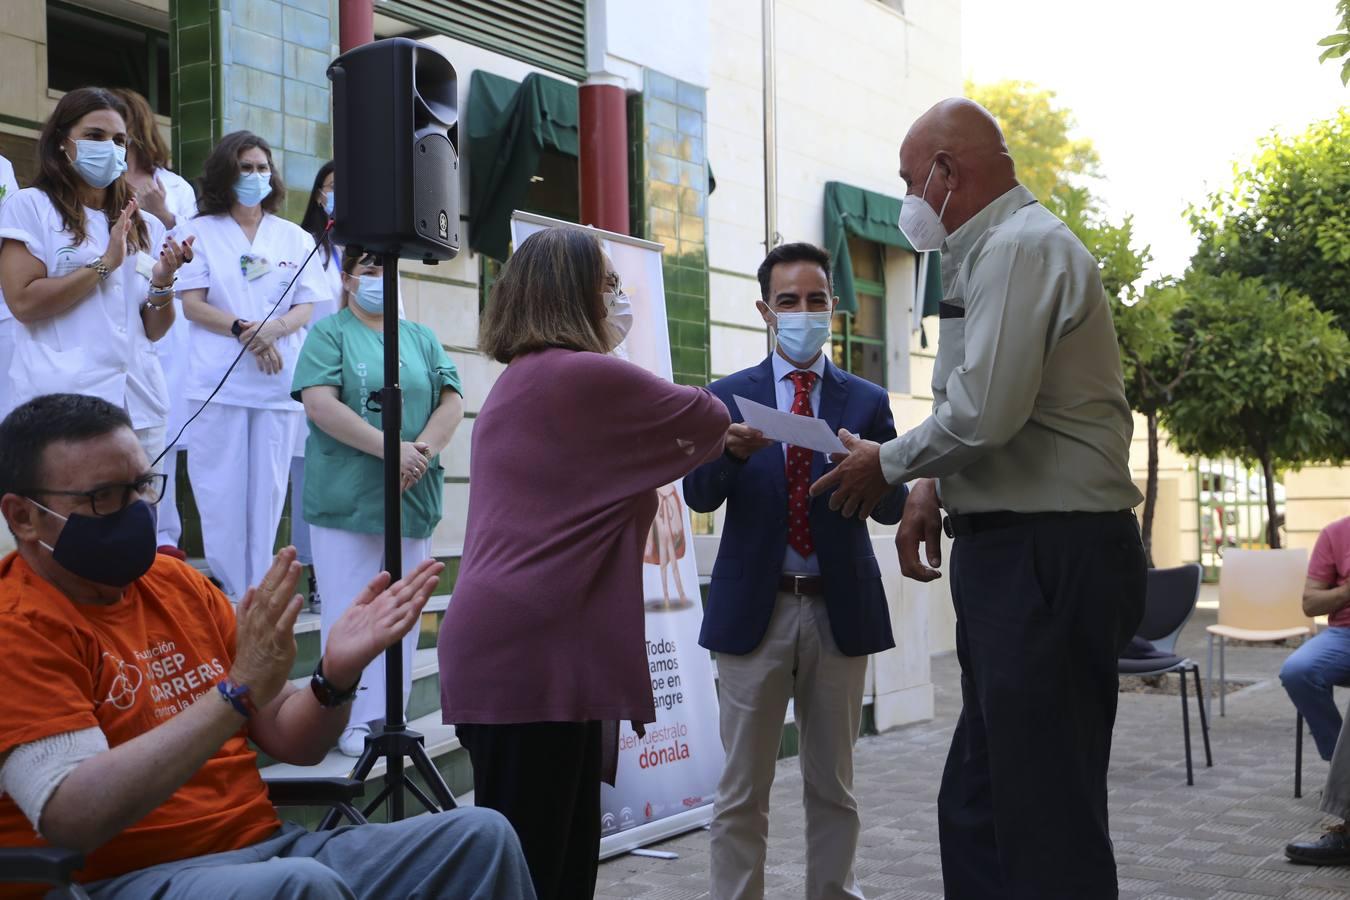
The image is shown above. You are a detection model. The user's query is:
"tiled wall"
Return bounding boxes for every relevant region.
[630,69,710,387]
[171,0,334,217]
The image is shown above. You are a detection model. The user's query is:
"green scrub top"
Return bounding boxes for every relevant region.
[292,308,462,538]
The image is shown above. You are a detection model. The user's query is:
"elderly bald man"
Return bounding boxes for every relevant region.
[813,99,1146,899]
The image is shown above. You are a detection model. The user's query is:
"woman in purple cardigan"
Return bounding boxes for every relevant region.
[437,227,729,899]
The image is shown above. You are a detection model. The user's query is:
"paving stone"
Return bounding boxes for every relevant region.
[597,612,1350,898]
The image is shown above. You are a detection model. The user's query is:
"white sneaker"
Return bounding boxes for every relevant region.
[338,724,369,757]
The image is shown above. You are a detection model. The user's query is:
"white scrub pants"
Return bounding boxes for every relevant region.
[135,425,166,473]
[310,524,430,729]
[156,447,185,548]
[288,455,313,567]
[0,318,15,421]
[188,403,300,600]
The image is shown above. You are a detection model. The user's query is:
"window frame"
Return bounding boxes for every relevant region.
[832,241,887,386]
[47,0,170,115]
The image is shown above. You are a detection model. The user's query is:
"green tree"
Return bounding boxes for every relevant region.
[1189,109,1350,455]
[1115,280,1197,563]
[1321,0,1350,85]
[1161,274,1349,548]
[965,80,1100,218]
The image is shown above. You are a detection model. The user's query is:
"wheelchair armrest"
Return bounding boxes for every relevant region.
[264,776,365,808]
[0,846,85,886]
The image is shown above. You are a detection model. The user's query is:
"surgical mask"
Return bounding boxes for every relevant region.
[70,139,127,189]
[30,498,157,587]
[352,274,385,314]
[771,310,833,363]
[234,172,273,208]
[323,190,335,216]
[602,289,633,350]
[898,160,951,252]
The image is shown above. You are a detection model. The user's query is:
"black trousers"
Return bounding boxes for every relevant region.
[456,721,603,900]
[938,511,1146,900]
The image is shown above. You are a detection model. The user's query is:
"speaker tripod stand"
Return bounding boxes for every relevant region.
[320,252,456,828]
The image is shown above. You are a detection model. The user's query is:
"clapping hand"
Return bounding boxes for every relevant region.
[100,199,138,272]
[229,548,305,708]
[152,234,194,285]
[320,559,445,689]
[134,176,170,224]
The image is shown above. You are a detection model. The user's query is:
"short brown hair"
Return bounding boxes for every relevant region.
[479,227,609,363]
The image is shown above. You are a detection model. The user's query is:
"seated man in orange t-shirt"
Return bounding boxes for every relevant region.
[0,394,533,899]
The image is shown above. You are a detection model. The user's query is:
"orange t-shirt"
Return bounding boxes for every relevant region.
[0,553,280,896]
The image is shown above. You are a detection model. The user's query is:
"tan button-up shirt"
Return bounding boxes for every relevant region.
[880,185,1143,515]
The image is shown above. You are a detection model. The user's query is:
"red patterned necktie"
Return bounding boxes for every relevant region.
[786,370,818,558]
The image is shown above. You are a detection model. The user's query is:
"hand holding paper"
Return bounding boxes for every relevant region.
[732,395,847,455]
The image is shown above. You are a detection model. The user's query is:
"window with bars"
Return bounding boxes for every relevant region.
[832,234,886,386]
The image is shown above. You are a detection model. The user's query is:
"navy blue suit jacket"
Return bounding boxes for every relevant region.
[683,356,906,657]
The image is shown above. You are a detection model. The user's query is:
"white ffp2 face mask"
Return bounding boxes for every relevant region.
[898,160,951,252]
[602,289,633,350]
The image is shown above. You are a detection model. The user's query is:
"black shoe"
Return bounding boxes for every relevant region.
[1286,823,1350,866]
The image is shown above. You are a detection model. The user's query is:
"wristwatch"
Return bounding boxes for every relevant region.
[310,658,360,708]
[85,258,111,281]
[230,318,245,337]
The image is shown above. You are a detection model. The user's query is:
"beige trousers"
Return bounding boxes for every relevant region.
[709,591,868,900]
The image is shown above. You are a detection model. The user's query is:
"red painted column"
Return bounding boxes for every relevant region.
[579,81,630,235]
[339,0,374,52]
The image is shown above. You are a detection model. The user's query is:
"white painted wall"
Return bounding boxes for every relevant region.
[702,0,964,714]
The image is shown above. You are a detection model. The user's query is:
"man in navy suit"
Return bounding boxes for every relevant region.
[684,242,906,900]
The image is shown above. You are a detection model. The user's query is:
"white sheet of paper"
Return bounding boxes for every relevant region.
[732,394,847,455]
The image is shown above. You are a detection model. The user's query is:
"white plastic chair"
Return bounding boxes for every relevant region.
[1206,548,1311,723]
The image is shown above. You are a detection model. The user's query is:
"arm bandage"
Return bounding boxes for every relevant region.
[0,727,108,831]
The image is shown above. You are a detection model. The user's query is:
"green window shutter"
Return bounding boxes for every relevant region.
[823,180,942,319]
[379,0,587,81]
[467,70,580,261]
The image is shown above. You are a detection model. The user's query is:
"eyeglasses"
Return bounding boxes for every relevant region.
[22,473,168,517]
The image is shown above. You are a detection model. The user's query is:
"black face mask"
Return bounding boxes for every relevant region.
[32,499,158,587]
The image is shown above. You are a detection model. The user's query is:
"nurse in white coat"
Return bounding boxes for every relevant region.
[0,87,193,460]
[114,89,199,555]
[176,131,321,601]
[287,159,340,606]
[0,154,21,421]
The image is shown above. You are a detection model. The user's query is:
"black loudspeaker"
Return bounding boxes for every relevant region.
[328,38,460,262]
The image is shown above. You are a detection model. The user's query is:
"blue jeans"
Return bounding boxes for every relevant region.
[1279,626,1350,760]
[85,809,535,899]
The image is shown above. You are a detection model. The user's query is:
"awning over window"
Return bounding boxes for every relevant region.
[468,70,579,261]
[823,181,942,319]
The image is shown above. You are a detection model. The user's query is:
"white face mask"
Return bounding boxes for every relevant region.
[898,160,951,252]
[601,288,632,351]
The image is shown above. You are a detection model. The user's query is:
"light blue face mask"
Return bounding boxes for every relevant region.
[234,172,273,208]
[772,310,833,364]
[323,190,334,216]
[71,139,127,189]
[352,274,384,314]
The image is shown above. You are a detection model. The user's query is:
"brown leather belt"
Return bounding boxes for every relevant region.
[779,574,825,595]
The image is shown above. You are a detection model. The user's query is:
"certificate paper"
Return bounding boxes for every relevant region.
[732,394,848,455]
